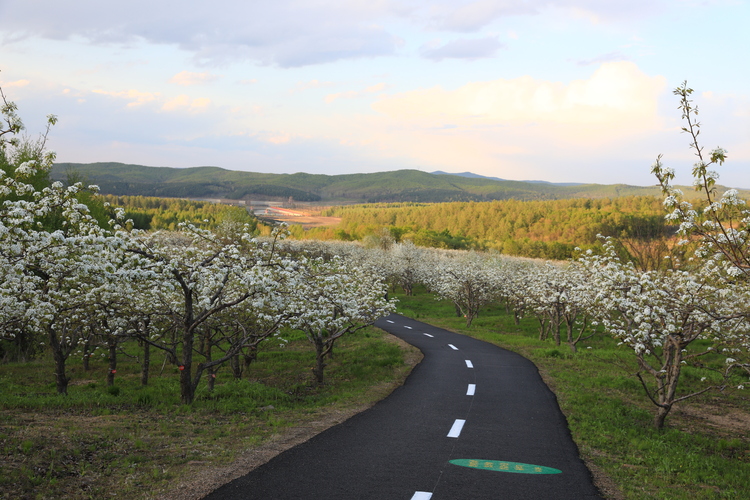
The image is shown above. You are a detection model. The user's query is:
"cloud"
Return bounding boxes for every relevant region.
[0,1,402,67]
[372,61,665,129]
[0,79,30,88]
[169,71,221,86]
[291,79,336,94]
[421,36,504,61]
[161,95,212,112]
[425,0,537,32]
[409,0,666,33]
[319,61,670,183]
[91,89,160,107]
[325,83,387,103]
[88,87,212,114]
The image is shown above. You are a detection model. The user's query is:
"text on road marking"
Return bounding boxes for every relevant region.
[465,360,473,368]
[467,384,476,396]
[447,419,466,438]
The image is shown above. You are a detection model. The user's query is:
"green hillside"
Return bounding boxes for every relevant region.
[51,162,745,203]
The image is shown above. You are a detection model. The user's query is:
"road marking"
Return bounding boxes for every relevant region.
[467,384,476,396]
[450,459,562,475]
[448,344,458,350]
[386,320,394,323]
[447,419,466,438]
[411,492,432,500]
[404,326,413,329]
[423,333,434,338]
[465,360,473,368]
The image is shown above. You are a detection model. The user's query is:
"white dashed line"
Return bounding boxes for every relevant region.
[404,326,413,329]
[423,333,434,338]
[447,419,466,438]
[467,384,476,396]
[448,344,458,350]
[411,492,432,500]
[465,360,473,368]
[386,320,394,323]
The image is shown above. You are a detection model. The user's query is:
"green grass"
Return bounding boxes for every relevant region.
[0,327,418,499]
[395,286,750,499]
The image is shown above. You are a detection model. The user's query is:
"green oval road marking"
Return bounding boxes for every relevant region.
[449,459,562,474]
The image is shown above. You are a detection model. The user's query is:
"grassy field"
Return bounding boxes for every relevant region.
[3,290,748,499]
[395,287,750,499]
[0,328,420,499]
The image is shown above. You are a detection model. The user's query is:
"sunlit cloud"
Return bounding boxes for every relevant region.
[373,62,665,129]
[3,79,30,88]
[291,79,336,94]
[91,89,160,108]
[325,83,387,103]
[161,95,212,112]
[169,71,221,86]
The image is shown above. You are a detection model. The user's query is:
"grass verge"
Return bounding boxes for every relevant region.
[0,328,421,500]
[396,287,750,500]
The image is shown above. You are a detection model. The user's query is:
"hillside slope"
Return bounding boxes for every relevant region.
[52,162,742,203]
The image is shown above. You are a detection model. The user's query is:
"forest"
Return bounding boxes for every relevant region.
[291,196,680,262]
[52,161,697,204]
[100,194,259,232]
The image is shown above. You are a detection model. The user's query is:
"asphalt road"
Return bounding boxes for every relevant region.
[204,313,602,499]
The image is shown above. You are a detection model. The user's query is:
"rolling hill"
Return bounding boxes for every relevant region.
[51,162,740,204]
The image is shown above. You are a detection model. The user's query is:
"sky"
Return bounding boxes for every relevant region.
[0,0,748,187]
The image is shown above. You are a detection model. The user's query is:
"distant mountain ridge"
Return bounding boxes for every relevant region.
[52,162,742,204]
[431,170,584,187]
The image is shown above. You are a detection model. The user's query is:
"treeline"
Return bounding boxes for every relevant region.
[300,197,676,260]
[89,180,321,202]
[101,195,260,232]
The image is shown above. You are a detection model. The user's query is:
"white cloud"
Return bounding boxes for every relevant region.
[325,83,387,103]
[0,1,402,67]
[421,36,504,61]
[0,79,30,88]
[91,88,160,107]
[162,95,212,112]
[169,71,221,86]
[372,61,665,129]
[291,79,336,94]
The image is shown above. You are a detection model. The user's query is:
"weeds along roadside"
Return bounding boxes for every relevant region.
[395,286,750,500]
[0,327,419,500]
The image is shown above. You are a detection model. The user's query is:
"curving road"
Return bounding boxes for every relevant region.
[204,314,602,499]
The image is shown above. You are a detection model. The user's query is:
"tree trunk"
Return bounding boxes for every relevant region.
[180,326,196,404]
[141,340,150,386]
[312,336,326,386]
[207,369,216,392]
[107,340,117,387]
[653,405,671,429]
[230,353,243,379]
[537,317,548,341]
[205,343,215,393]
[48,328,69,396]
[82,339,91,371]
